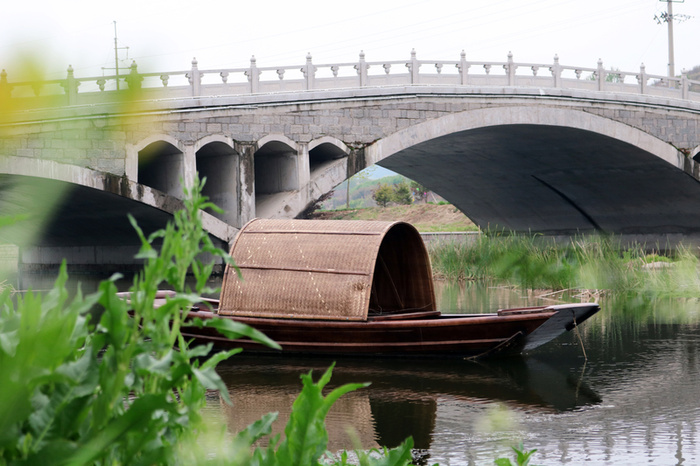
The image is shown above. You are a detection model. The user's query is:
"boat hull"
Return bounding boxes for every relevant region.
[181,303,600,358]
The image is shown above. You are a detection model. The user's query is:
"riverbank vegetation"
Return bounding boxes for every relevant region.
[429,233,700,297]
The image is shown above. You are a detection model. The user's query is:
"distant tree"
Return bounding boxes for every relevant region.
[372,183,393,208]
[587,67,623,83]
[392,182,412,205]
[409,180,427,203]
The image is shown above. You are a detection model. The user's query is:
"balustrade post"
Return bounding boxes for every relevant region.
[61,65,79,105]
[681,70,689,100]
[0,69,9,100]
[637,63,647,95]
[597,59,605,91]
[406,49,420,84]
[550,54,562,88]
[457,50,470,85]
[124,61,143,91]
[302,53,316,90]
[355,51,369,87]
[246,56,260,93]
[505,51,516,86]
[188,58,201,97]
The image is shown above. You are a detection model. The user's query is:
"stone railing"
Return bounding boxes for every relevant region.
[2,50,699,108]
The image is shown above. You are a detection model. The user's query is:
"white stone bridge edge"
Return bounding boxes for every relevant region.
[2,51,699,106]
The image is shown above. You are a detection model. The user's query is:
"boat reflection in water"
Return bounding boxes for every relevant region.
[211,354,600,457]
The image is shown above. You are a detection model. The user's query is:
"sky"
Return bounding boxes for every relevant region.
[1,0,698,82]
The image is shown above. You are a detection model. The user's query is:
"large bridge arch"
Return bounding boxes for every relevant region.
[0,156,235,250]
[366,106,684,170]
[367,106,700,235]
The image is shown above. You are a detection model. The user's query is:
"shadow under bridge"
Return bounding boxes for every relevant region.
[0,172,234,271]
[378,124,700,237]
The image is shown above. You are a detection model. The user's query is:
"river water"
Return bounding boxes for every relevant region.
[207,282,700,466]
[15,273,700,465]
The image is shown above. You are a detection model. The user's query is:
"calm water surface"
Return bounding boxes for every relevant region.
[210,282,700,465]
[17,273,700,465]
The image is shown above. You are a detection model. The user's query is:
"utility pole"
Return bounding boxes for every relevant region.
[655,0,691,79]
[114,21,120,90]
[102,21,129,90]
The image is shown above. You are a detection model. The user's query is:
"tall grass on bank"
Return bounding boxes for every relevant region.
[429,234,700,296]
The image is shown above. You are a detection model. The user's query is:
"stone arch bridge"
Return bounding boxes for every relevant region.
[1,52,700,269]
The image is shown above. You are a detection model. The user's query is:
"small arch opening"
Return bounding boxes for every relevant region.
[138,141,184,197]
[196,141,238,224]
[309,142,347,174]
[254,141,298,216]
[692,146,700,163]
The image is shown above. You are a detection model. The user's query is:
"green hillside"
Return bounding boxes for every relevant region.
[322,174,427,210]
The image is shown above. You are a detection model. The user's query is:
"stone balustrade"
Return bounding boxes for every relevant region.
[1,50,699,108]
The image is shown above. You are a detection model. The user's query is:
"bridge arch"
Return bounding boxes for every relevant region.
[308,136,349,178]
[132,134,186,198]
[366,106,683,170]
[367,106,696,234]
[254,135,300,218]
[195,135,239,224]
[0,156,235,248]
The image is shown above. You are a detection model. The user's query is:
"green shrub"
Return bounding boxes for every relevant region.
[372,183,393,208]
[391,182,412,205]
[494,444,538,466]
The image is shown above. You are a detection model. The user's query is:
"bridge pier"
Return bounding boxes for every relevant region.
[238,143,256,226]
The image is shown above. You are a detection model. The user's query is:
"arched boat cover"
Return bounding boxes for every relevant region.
[218,218,436,321]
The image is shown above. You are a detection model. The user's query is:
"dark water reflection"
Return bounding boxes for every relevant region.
[13,272,700,464]
[210,283,700,465]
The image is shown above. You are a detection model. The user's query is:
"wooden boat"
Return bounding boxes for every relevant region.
[169,218,600,359]
[181,302,599,358]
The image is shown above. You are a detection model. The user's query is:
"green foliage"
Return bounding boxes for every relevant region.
[391,182,412,205]
[323,174,421,210]
[372,183,393,208]
[0,176,417,465]
[586,67,623,83]
[494,444,538,466]
[0,177,275,464]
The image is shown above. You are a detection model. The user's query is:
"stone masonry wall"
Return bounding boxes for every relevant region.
[1,90,699,176]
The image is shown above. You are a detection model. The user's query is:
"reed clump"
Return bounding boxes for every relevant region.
[429,233,700,296]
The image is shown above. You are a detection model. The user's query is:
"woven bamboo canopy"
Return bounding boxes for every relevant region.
[218,218,435,321]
